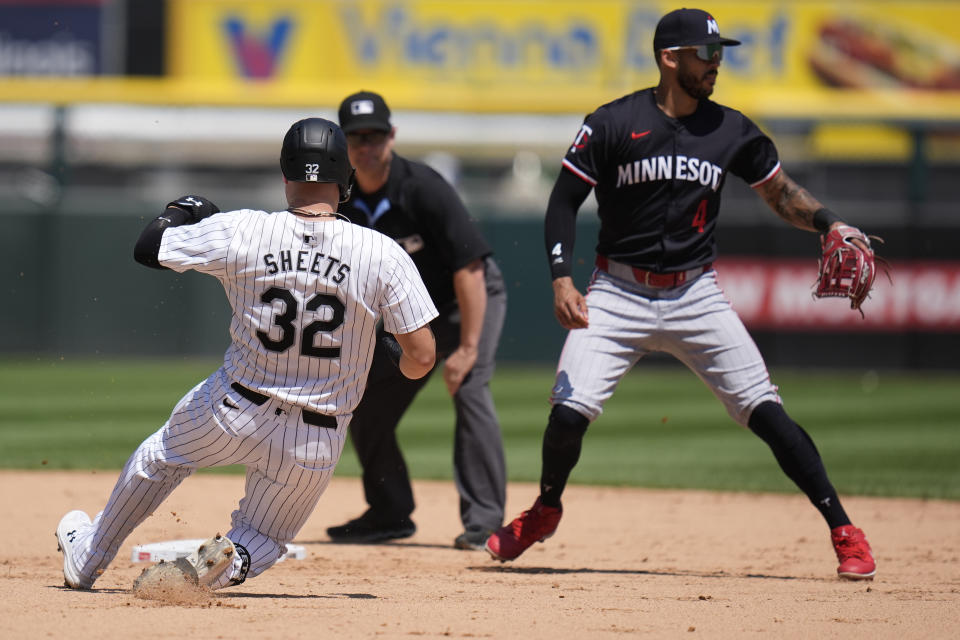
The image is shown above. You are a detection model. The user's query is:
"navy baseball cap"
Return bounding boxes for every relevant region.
[653,8,741,51]
[338,91,392,134]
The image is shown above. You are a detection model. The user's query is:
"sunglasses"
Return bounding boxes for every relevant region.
[665,43,724,62]
[346,130,389,145]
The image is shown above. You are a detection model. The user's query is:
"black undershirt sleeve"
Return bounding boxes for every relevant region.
[133,206,192,269]
[544,168,592,280]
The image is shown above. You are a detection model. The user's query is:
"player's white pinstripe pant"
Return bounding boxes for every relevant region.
[551,269,780,426]
[65,367,348,588]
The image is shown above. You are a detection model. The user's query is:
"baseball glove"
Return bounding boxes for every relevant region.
[814,224,887,316]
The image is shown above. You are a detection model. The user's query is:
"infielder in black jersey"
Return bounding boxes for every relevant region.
[485,8,876,580]
[54,118,439,591]
[325,91,508,550]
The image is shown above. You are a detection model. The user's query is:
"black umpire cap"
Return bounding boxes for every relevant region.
[653,8,741,52]
[338,91,392,134]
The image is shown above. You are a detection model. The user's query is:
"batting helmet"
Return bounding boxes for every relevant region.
[280,117,355,202]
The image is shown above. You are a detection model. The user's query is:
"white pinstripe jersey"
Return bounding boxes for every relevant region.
[158,209,438,414]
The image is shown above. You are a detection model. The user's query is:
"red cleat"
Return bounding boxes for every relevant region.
[485,497,562,562]
[831,525,876,580]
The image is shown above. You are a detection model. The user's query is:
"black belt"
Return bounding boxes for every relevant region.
[230,382,337,429]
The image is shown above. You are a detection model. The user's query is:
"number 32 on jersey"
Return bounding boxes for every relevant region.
[257,287,344,358]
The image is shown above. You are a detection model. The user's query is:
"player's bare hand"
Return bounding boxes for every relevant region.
[552,277,589,329]
[443,345,478,395]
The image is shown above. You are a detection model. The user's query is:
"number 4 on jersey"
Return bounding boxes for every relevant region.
[691,199,708,233]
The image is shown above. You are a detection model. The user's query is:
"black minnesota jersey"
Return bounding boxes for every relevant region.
[563,88,780,272]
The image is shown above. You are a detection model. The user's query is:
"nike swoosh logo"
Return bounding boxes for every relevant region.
[631,130,651,139]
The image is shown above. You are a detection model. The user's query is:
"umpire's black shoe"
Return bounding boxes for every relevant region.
[326,511,416,543]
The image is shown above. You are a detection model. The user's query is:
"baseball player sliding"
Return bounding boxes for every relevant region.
[486,8,878,580]
[55,118,438,590]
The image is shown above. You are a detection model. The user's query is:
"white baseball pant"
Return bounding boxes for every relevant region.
[65,367,348,588]
[551,269,781,426]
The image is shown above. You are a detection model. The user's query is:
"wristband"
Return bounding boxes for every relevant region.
[813,207,844,232]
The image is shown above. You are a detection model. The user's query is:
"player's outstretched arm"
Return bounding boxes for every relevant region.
[753,170,841,233]
[392,325,437,379]
[755,169,884,313]
[753,170,873,250]
[133,195,221,269]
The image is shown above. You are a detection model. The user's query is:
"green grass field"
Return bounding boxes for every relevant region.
[1,358,956,499]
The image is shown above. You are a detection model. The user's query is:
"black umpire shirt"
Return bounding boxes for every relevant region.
[342,153,492,309]
[561,87,780,273]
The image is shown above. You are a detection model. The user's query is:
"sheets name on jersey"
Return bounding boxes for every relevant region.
[263,249,351,283]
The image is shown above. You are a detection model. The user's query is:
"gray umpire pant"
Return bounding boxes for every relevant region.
[347,257,508,532]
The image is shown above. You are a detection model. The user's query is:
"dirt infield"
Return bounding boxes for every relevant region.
[2,470,957,639]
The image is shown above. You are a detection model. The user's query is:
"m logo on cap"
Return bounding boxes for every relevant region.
[351,100,375,115]
[707,17,719,35]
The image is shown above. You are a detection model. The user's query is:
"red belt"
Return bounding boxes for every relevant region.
[595,256,712,288]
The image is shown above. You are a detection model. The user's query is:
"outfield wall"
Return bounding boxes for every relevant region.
[3,211,958,368]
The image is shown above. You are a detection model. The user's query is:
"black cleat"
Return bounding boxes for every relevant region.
[326,511,416,543]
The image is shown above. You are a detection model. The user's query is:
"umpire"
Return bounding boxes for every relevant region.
[326,91,508,550]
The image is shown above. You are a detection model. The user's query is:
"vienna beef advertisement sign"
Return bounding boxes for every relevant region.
[715,259,960,332]
[167,0,960,114]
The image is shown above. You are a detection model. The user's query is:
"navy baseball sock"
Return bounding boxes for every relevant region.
[748,401,851,529]
[539,405,589,508]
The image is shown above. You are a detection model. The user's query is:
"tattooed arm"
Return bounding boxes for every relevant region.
[751,169,873,254]
[753,169,833,232]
